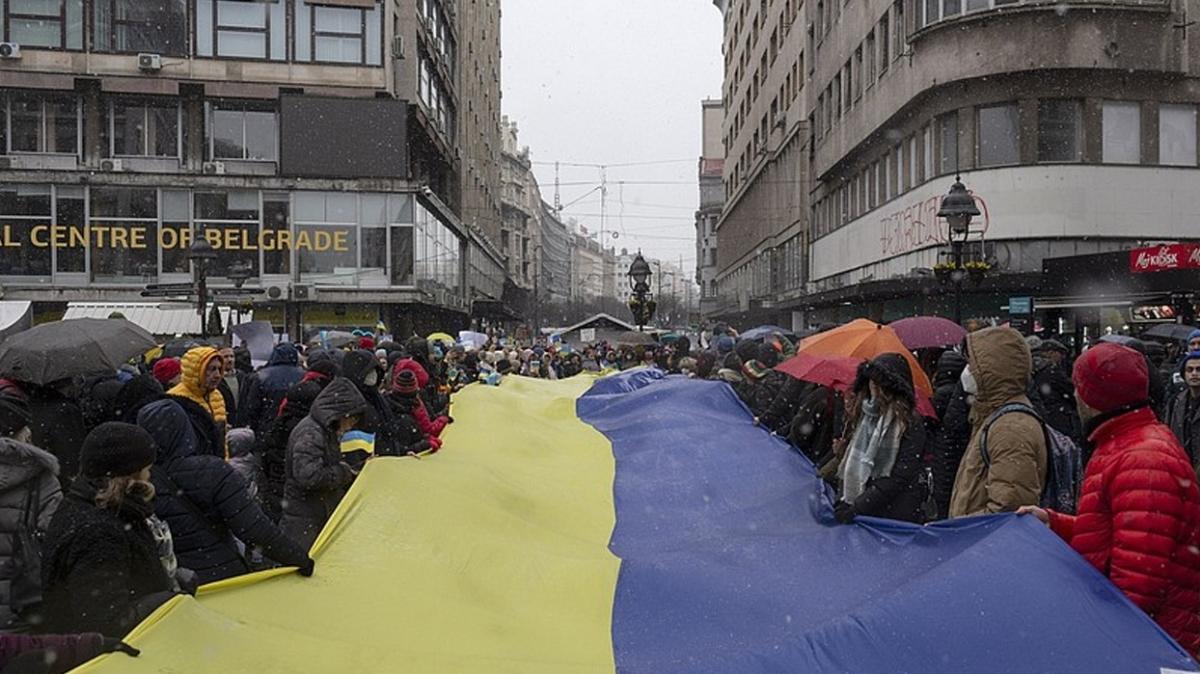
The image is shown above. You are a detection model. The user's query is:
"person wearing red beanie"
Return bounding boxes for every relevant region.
[1020,342,1200,657]
[151,358,182,388]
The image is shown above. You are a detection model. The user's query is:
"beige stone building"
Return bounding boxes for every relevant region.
[500,116,541,292]
[716,0,1200,331]
[456,0,503,246]
[0,0,510,337]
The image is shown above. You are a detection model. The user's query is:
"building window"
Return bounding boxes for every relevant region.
[107,100,180,158]
[417,51,454,139]
[2,93,79,155]
[895,145,905,193]
[1037,99,1082,162]
[88,187,159,281]
[937,112,958,175]
[1101,101,1140,164]
[93,0,187,55]
[2,0,83,49]
[196,0,286,60]
[923,124,934,178]
[294,0,382,65]
[977,103,1019,167]
[879,13,889,72]
[864,31,876,83]
[208,103,277,161]
[0,185,52,277]
[1159,104,1198,166]
[909,136,919,185]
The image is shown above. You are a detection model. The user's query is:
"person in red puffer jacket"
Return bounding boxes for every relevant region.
[1020,342,1200,658]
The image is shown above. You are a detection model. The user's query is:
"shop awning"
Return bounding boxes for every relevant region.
[0,301,32,345]
[62,303,250,338]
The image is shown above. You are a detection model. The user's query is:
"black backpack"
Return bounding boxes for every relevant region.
[978,402,1083,514]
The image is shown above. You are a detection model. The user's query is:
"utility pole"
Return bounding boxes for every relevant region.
[554,161,562,215]
[599,165,608,250]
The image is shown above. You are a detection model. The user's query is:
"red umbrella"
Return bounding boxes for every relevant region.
[774,352,862,392]
[889,316,967,351]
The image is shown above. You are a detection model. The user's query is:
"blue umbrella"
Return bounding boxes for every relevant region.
[739,325,797,341]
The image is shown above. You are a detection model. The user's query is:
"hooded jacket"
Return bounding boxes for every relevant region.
[391,359,448,438]
[0,438,61,626]
[137,400,308,585]
[25,385,87,488]
[167,347,226,457]
[258,373,333,523]
[342,350,398,455]
[239,344,305,436]
[1048,406,1200,657]
[40,478,175,636]
[1167,355,1200,472]
[840,354,928,523]
[949,328,1048,517]
[931,351,967,420]
[281,378,367,550]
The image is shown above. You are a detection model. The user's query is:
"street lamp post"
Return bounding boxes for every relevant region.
[626,252,656,332]
[227,261,254,326]
[188,238,218,338]
[937,176,981,325]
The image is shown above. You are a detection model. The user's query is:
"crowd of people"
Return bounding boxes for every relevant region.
[690,323,1200,657]
[0,320,1197,668]
[0,334,461,672]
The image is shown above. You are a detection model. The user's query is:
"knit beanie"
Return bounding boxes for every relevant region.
[152,357,181,385]
[0,394,31,436]
[80,422,157,478]
[359,337,376,351]
[394,369,419,395]
[1072,342,1149,414]
[716,335,735,355]
[226,427,256,459]
[1189,329,1200,344]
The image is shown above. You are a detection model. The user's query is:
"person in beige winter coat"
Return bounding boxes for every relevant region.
[949,327,1047,517]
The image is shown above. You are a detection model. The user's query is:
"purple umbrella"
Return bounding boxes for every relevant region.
[888,316,967,350]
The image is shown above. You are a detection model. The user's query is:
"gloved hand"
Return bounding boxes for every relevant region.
[297,557,315,577]
[833,500,857,525]
[101,638,141,657]
[175,567,199,596]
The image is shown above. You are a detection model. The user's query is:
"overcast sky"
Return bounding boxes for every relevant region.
[500,1,724,270]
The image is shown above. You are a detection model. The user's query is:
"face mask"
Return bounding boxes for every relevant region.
[365,370,379,387]
[960,366,978,396]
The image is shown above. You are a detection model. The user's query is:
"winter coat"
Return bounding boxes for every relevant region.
[788,384,838,467]
[110,376,164,425]
[25,387,86,488]
[930,381,972,521]
[0,632,116,674]
[40,480,175,636]
[136,400,307,584]
[1031,360,1082,442]
[342,350,398,455]
[844,410,928,523]
[281,379,367,550]
[259,374,332,523]
[931,351,967,421]
[391,360,449,437]
[949,327,1048,517]
[1048,406,1200,657]
[0,439,60,627]
[384,393,441,453]
[239,344,305,436]
[758,376,809,435]
[1167,388,1200,475]
[167,348,226,427]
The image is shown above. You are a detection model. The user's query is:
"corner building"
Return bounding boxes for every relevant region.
[716,0,1200,328]
[0,0,507,337]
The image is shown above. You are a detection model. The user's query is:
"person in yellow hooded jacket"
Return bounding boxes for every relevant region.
[166,347,227,457]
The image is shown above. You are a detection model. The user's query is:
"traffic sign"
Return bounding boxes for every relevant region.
[144,282,198,292]
[140,289,196,298]
[209,287,266,297]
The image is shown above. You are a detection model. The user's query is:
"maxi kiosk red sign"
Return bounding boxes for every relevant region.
[1129,243,1200,273]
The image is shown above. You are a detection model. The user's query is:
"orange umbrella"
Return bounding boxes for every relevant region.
[794,318,934,399]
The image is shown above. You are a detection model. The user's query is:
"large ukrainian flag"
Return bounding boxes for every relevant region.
[74,370,1196,673]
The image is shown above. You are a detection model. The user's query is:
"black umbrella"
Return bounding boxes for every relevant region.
[0,318,157,385]
[1142,323,1198,342]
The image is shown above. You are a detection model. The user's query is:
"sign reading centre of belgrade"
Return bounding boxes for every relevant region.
[0,223,353,252]
[1129,243,1200,273]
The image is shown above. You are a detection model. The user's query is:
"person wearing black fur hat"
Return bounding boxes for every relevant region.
[39,423,179,636]
[832,353,928,525]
